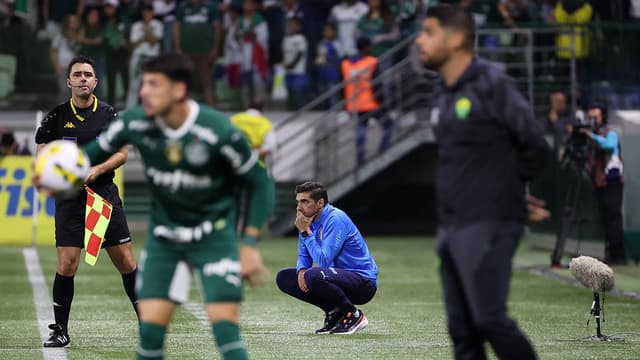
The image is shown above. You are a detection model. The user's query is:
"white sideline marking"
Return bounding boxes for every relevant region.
[183,302,210,328]
[23,248,68,360]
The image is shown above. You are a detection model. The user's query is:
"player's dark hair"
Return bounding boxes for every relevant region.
[426,4,475,50]
[67,55,96,77]
[141,54,193,90]
[295,182,329,204]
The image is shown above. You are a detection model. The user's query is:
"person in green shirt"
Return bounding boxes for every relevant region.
[78,7,106,96]
[84,54,274,360]
[103,0,130,106]
[174,0,221,105]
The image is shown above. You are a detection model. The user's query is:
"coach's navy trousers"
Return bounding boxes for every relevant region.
[276,267,376,313]
[437,221,537,360]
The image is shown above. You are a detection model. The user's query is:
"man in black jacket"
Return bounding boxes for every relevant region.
[415,4,549,359]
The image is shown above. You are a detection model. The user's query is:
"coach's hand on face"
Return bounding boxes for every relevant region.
[295,210,312,234]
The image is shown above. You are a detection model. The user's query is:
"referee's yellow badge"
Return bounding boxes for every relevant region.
[455,97,472,120]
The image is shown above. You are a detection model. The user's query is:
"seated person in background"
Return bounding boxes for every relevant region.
[276,182,378,335]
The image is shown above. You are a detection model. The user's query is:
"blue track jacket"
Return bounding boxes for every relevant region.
[296,204,378,286]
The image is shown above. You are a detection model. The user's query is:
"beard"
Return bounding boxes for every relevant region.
[422,54,446,72]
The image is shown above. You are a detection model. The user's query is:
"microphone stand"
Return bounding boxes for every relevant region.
[589,292,624,342]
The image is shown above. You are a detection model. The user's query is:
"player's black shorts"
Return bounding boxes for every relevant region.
[54,183,131,248]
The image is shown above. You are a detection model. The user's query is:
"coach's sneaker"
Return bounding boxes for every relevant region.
[43,324,70,347]
[330,309,368,335]
[315,309,342,334]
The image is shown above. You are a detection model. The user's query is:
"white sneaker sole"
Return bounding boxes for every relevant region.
[332,315,368,335]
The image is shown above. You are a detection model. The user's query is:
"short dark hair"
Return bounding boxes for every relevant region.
[141,54,194,90]
[67,55,95,77]
[324,22,337,32]
[426,4,475,50]
[1,131,16,147]
[295,182,329,204]
[588,101,608,124]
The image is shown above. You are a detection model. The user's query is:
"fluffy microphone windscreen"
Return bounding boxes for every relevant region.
[569,256,615,293]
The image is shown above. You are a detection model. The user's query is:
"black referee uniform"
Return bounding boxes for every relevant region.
[433,57,548,359]
[35,95,136,344]
[36,95,131,248]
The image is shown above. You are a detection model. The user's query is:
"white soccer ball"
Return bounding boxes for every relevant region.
[35,140,91,196]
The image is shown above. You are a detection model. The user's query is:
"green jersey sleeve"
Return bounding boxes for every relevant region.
[83,116,129,166]
[221,128,275,235]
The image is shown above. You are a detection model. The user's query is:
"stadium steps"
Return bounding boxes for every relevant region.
[269,120,435,236]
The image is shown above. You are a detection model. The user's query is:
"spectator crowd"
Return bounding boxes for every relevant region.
[1,0,639,110]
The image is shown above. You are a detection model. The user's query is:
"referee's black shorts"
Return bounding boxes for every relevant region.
[54,183,131,248]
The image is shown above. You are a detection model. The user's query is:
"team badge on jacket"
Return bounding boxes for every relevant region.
[185,140,209,166]
[455,97,472,120]
[166,141,183,164]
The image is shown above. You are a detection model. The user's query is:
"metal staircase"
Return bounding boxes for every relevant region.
[269,37,440,235]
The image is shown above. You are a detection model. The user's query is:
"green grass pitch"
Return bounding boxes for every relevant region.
[1,236,639,359]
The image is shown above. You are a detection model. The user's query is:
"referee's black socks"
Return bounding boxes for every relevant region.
[52,273,74,332]
[121,267,139,319]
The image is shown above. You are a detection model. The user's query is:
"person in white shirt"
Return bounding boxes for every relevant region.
[282,16,309,109]
[330,0,369,57]
[126,3,163,108]
[50,14,81,102]
[152,0,177,53]
[239,0,270,104]
[224,3,244,91]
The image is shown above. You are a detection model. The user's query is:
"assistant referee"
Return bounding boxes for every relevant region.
[35,55,139,348]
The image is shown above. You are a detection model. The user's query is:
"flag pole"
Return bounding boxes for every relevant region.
[32,110,42,248]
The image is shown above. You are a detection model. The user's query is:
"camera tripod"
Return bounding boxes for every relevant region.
[550,157,590,267]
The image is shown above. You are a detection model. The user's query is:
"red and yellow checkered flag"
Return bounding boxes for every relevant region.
[84,186,113,266]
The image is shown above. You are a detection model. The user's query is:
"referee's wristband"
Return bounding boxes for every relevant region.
[241,234,259,246]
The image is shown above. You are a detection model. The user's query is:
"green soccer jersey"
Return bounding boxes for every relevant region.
[176,1,220,54]
[84,100,274,244]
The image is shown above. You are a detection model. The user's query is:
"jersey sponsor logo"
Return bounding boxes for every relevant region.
[202,258,241,287]
[184,141,209,166]
[455,97,472,120]
[63,122,76,129]
[146,167,212,191]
